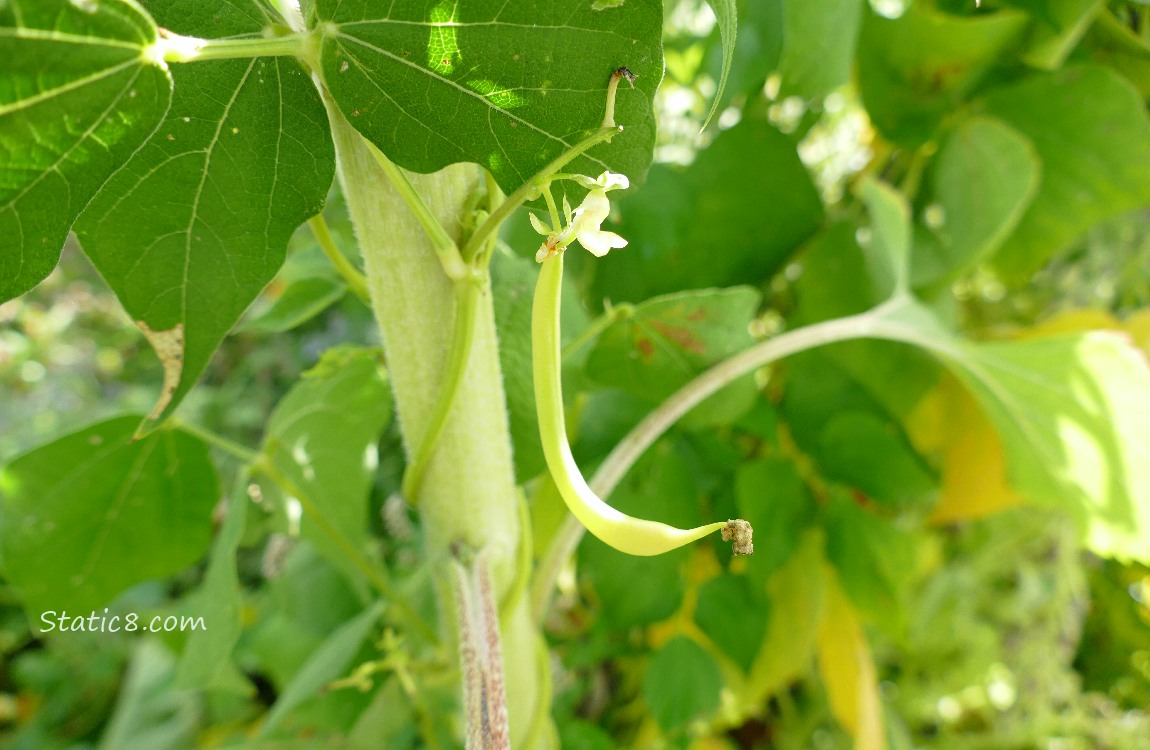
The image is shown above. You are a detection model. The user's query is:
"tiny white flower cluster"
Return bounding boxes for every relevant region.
[531,172,629,262]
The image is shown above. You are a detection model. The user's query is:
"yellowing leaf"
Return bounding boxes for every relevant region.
[816,567,885,750]
[909,376,1025,524]
[745,531,825,705]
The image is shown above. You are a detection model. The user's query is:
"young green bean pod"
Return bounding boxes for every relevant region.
[532,251,745,557]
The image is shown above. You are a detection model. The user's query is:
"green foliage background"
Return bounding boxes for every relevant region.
[3,0,1150,749]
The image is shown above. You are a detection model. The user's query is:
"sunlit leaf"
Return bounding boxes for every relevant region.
[1020,0,1103,69]
[315,0,662,192]
[0,0,171,302]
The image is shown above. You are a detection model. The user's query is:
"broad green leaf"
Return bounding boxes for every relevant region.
[858,177,911,297]
[983,65,1150,280]
[823,493,916,638]
[0,416,217,617]
[258,603,382,737]
[98,639,197,750]
[857,3,1028,143]
[641,636,723,731]
[913,116,1040,288]
[75,0,336,430]
[1018,0,1103,69]
[702,0,737,128]
[0,0,171,302]
[777,0,865,100]
[315,0,662,192]
[817,412,936,505]
[176,484,248,690]
[240,276,347,333]
[1085,9,1150,98]
[815,566,884,750]
[872,296,1150,563]
[694,572,770,673]
[949,332,1150,563]
[263,347,392,582]
[735,457,817,584]
[589,116,823,302]
[586,286,760,427]
[560,722,617,750]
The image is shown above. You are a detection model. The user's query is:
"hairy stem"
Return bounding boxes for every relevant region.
[401,276,481,503]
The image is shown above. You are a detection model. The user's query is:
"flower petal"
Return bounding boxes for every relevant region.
[577,228,628,257]
[595,171,630,192]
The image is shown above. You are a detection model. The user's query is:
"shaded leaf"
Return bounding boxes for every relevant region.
[241,276,347,334]
[913,116,1040,288]
[824,493,916,638]
[590,116,824,302]
[75,0,335,429]
[0,416,217,616]
[263,347,392,581]
[857,3,1028,143]
[316,0,662,192]
[984,64,1150,279]
[817,411,935,505]
[746,530,825,703]
[859,177,911,298]
[0,0,171,302]
[1019,0,1103,69]
[98,640,197,750]
[777,0,865,100]
[176,484,248,690]
[641,636,723,731]
[694,572,770,673]
[735,457,817,583]
[586,286,761,426]
[258,603,382,737]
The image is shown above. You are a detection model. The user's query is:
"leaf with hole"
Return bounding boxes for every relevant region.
[74,0,336,430]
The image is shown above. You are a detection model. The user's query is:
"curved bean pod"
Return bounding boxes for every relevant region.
[532,251,735,557]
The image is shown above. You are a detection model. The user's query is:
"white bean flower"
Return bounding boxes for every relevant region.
[531,172,630,262]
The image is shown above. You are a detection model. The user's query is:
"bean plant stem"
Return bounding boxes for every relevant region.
[171,420,259,464]
[401,277,482,503]
[363,139,472,281]
[308,215,371,303]
[157,31,305,63]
